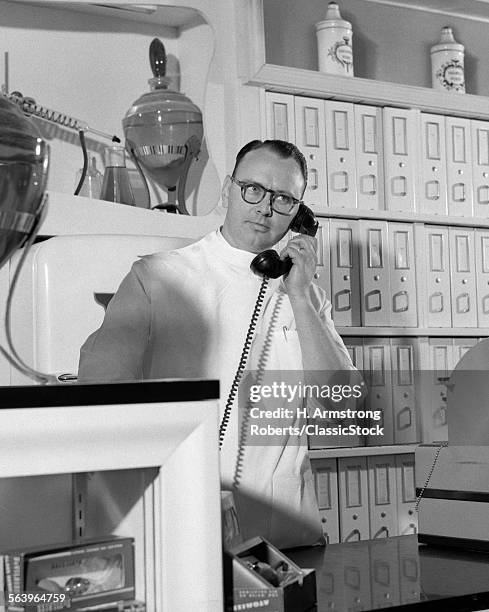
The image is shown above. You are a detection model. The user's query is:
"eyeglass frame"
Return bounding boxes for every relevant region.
[230,176,303,216]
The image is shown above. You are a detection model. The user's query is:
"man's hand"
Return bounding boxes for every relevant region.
[280,235,318,298]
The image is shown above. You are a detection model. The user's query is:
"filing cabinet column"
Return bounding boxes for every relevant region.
[324,100,358,209]
[418,113,448,216]
[471,119,489,218]
[265,91,295,142]
[389,222,418,327]
[395,454,418,536]
[446,116,474,217]
[363,338,394,446]
[330,218,362,326]
[367,454,399,540]
[417,337,451,442]
[313,458,340,544]
[475,228,489,327]
[383,107,418,213]
[338,456,370,541]
[391,338,420,444]
[359,220,390,326]
[449,227,478,327]
[418,225,452,328]
[355,105,384,211]
[294,96,328,212]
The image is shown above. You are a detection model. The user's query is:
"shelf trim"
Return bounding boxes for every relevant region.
[338,327,489,337]
[360,0,489,26]
[314,207,489,229]
[309,444,418,459]
[245,63,489,121]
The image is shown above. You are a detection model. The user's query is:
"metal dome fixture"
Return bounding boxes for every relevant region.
[0,94,48,269]
[0,94,57,384]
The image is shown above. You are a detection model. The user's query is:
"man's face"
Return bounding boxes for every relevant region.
[221,148,305,254]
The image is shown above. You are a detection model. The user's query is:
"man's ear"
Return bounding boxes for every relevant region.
[221,175,232,208]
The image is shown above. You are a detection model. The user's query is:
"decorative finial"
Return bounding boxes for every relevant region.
[149,38,167,78]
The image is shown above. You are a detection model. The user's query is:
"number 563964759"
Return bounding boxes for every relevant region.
[4,592,68,605]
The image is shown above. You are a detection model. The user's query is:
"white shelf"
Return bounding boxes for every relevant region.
[247,63,489,121]
[40,192,224,238]
[338,327,489,337]
[309,444,418,459]
[15,1,204,28]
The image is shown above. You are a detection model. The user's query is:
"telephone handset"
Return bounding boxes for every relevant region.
[250,203,319,278]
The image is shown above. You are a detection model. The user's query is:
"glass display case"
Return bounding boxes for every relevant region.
[0,380,222,611]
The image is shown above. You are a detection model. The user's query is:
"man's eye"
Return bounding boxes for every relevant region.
[274,194,291,205]
[247,184,261,194]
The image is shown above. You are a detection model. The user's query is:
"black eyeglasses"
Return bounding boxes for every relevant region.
[230,176,302,215]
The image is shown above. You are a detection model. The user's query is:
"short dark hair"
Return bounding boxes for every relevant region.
[231,139,308,193]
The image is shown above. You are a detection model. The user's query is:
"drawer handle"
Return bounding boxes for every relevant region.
[456,292,470,314]
[393,290,409,313]
[452,182,466,202]
[426,179,440,201]
[397,406,412,430]
[335,288,351,312]
[361,173,377,196]
[429,291,444,313]
[365,289,382,312]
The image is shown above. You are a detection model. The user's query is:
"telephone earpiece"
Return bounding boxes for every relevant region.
[289,202,319,236]
[250,203,319,279]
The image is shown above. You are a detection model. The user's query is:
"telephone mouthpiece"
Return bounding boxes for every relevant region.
[250,250,292,279]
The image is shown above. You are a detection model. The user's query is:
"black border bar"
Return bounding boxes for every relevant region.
[419,533,489,554]
[0,379,219,408]
[416,488,489,503]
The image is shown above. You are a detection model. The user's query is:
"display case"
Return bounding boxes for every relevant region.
[0,380,222,611]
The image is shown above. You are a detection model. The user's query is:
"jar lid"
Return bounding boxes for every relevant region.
[315,2,351,31]
[431,26,464,54]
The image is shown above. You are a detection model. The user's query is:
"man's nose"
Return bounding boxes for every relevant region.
[255,193,273,216]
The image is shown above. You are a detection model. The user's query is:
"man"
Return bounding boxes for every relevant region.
[78,139,356,548]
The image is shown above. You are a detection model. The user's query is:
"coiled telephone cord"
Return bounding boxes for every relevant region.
[232,292,283,490]
[219,277,269,450]
[414,441,448,512]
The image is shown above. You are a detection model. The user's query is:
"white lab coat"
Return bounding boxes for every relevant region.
[79,229,352,548]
